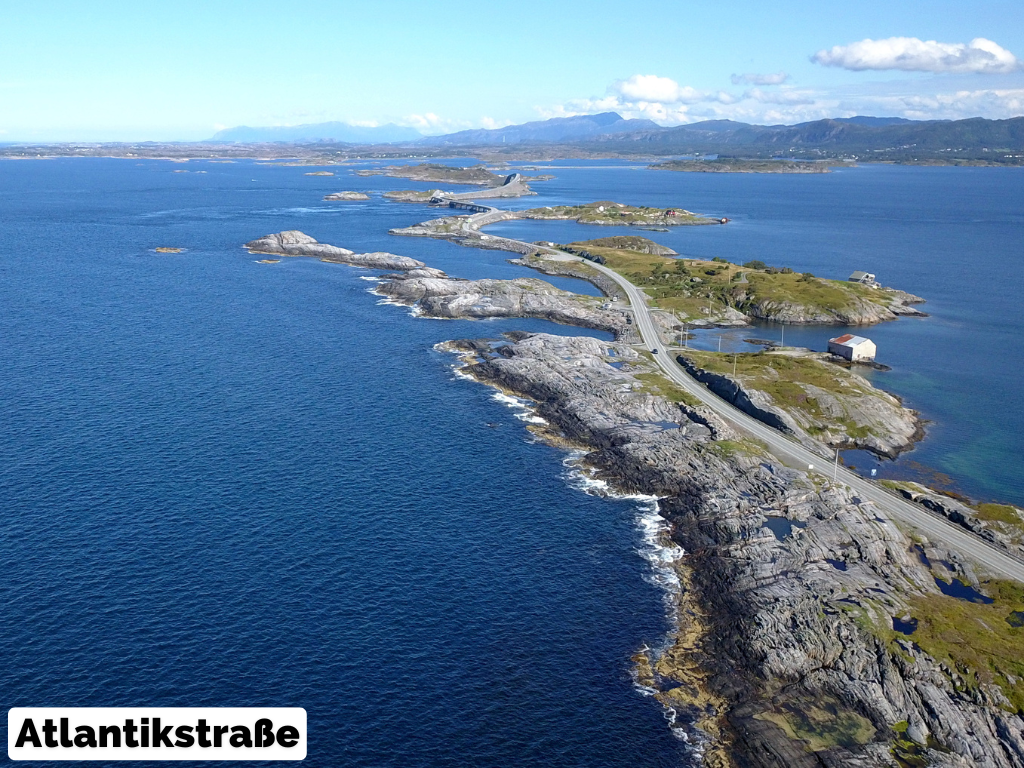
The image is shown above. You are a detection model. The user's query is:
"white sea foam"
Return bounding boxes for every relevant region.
[359,276,383,282]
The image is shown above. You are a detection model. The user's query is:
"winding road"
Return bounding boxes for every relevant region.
[462,204,1024,583]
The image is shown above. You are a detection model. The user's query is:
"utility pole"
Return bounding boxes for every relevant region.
[684,321,689,348]
[781,324,785,347]
[718,335,723,353]
[733,352,737,377]
[833,447,840,482]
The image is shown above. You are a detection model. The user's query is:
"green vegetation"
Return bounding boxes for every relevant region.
[567,235,676,255]
[523,201,720,227]
[554,244,891,321]
[853,579,1024,714]
[680,348,885,434]
[755,698,876,752]
[974,503,1023,526]
[633,371,702,407]
[905,579,1024,712]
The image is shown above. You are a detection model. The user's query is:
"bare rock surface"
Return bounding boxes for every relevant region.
[323,191,370,200]
[376,274,627,335]
[245,230,425,270]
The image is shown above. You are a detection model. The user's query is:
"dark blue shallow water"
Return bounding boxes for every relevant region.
[487,162,1024,505]
[0,159,685,767]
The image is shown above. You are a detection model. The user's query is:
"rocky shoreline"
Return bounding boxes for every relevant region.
[443,331,1024,768]
[245,193,1024,766]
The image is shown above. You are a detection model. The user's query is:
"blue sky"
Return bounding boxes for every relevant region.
[1,0,1022,141]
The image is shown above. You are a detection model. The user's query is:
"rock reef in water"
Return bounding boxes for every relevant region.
[323,191,370,201]
[447,331,1024,767]
[244,230,425,270]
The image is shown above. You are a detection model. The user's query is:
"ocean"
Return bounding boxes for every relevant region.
[0,157,1020,767]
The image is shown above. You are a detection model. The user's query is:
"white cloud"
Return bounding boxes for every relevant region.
[480,116,513,130]
[731,72,789,86]
[856,88,1024,121]
[813,37,1020,74]
[612,75,708,104]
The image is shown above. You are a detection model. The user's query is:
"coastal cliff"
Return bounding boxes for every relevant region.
[676,348,922,458]
[449,331,1024,767]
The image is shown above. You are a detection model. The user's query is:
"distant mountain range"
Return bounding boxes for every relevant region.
[210,121,422,143]
[208,112,1024,161]
[588,116,1024,159]
[418,112,661,145]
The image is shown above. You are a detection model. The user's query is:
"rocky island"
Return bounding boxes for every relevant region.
[246,196,1023,767]
[323,191,370,201]
[245,230,433,271]
[357,162,545,187]
[375,272,630,336]
[520,201,727,227]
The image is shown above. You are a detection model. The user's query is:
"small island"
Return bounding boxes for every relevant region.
[245,230,435,272]
[559,242,925,325]
[520,201,727,226]
[650,159,842,173]
[154,247,183,253]
[323,191,370,201]
[304,171,334,176]
[358,162,523,186]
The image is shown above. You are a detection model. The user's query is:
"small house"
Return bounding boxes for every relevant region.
[848,270,879,288]
[828,334,876,362]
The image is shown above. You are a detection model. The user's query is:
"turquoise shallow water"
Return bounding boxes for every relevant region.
[486,162,1024,505]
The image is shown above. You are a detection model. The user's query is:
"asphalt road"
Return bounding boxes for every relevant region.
[577,259,1024,583]
[459,204,1024,581]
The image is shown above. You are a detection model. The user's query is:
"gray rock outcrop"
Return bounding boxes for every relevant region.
[323,191,370,200]
[376,275,627,335]
[245,231,425,270]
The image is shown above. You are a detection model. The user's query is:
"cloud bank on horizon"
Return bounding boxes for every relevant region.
[531,35,1023,130]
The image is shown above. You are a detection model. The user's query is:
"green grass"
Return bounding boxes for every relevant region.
[706,438,769,458]
[974,503,1023,526]
[559,246,888,320]
[525,202,718,227]
[633,371,702,407]
[895,579,1024,712]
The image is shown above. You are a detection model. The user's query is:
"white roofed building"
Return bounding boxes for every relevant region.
[828,333,876,362]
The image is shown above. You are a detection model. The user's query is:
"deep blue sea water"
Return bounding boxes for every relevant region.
[0,159,684,767]
[0,158,1021,768]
